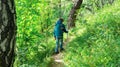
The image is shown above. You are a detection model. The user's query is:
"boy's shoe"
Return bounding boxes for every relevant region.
[60,48,64,52]
[55,51,59,54]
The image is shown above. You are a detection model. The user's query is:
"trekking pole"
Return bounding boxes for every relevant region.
[66,21,69,42]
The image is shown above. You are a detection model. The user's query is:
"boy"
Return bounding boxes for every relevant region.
[54,18,68,54]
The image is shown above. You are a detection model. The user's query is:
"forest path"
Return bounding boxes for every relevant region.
[49,28,85,67]
[49,36,71,67]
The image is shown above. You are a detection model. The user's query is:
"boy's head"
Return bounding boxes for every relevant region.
[59,18,64,22]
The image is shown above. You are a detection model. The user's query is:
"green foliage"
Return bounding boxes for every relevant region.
[14,0,120,67]
[14,0,72,67]
[64,1,120,67]
[14,0,54,66]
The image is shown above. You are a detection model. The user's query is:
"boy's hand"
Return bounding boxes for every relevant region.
[54,36,56,40]
[67,31,68,33]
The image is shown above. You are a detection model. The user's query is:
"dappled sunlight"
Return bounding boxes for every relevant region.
[12,0,120,67]
[63,0,120,66]
[70,27,86,42]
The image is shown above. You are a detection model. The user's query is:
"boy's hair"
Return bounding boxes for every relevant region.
[59,18,64,22]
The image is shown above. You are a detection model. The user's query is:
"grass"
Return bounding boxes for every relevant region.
[63,1,120,67]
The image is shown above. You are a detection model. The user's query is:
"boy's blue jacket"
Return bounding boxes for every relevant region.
[54,20,68,37]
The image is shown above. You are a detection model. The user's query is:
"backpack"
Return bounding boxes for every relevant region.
[55,20,62,30]
[54,20,63,36]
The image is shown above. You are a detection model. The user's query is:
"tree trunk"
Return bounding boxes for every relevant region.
[0,0,17,67]
[109,0,115,5]
[68,0,83,29]
[59,0,62,18]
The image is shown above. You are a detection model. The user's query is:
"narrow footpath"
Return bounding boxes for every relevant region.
[50,37,71,67]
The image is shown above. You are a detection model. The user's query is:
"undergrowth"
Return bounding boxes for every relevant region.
[63,1,120,67]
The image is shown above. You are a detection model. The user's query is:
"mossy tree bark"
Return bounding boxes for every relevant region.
[0,0,16,67]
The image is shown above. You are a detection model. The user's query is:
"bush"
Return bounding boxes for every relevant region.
[63,1,120,67]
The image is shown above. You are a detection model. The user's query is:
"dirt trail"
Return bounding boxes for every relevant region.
[50,37,71,67]
[50,53,64,67]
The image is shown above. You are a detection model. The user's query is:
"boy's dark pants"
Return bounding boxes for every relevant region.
[55,36,63,53]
